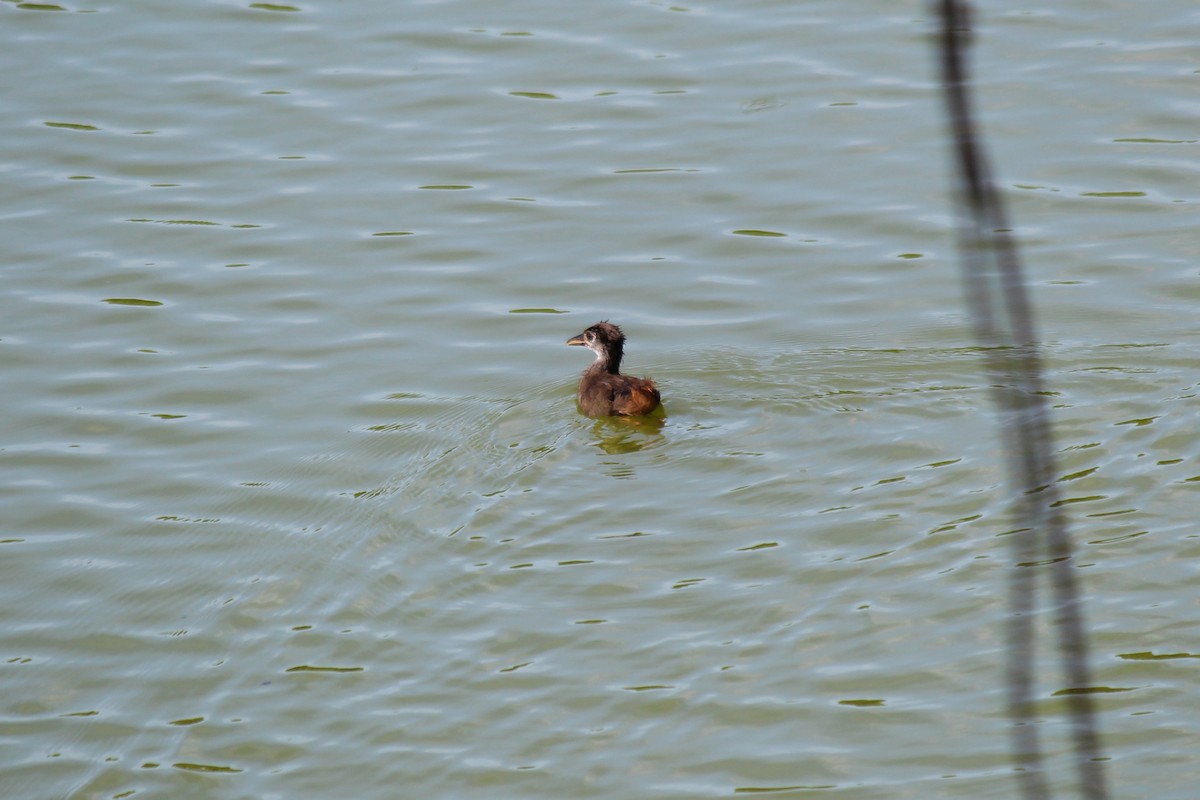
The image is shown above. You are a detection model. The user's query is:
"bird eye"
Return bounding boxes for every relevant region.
[585,331,596,343]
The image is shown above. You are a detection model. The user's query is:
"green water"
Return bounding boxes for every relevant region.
[3,2,1197,798]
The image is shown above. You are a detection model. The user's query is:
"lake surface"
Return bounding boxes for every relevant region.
[3,1,1197,798]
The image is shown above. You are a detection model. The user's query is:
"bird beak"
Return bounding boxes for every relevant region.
[566,333,586,346]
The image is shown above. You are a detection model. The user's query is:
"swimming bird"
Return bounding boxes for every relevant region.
[566,321,662,417]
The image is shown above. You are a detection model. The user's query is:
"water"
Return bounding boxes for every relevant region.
[3,2,1197,798]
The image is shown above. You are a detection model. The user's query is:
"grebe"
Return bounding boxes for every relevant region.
[566,321,661,417]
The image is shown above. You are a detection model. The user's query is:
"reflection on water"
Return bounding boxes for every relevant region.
[586,414,667,456]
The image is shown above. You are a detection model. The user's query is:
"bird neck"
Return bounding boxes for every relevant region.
[591,344,623,375]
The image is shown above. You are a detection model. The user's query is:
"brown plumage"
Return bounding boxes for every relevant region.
[565,321,661,418]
